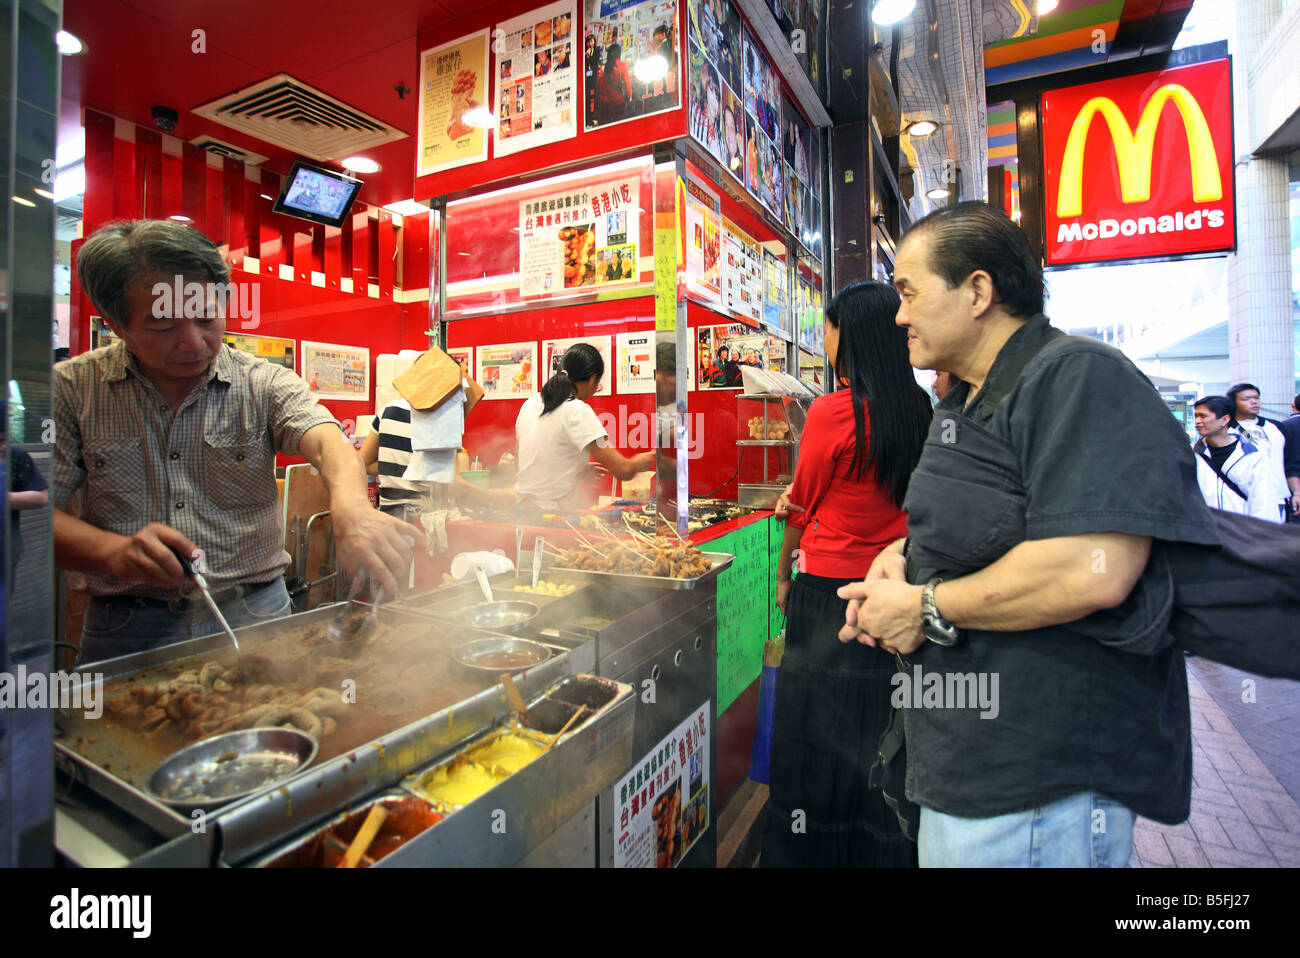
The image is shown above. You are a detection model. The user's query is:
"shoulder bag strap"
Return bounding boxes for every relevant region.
[1196,449,1248,501]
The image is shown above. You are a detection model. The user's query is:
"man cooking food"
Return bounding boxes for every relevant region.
[55,219,419,664]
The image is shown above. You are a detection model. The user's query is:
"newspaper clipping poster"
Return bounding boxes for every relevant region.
[519,175,640,297]
[417,30,491,176]
[494,1,578,156]
[301,342,370,401]
[476,341,538,400]
[613,702,710,868]
[542,335,612,396]
[615,331,655,394]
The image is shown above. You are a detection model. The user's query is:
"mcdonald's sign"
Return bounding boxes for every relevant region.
[1042,58,1234,266]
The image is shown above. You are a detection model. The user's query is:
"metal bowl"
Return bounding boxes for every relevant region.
[146,728,318,812]
[456,600,540,634]
[453,635,552,673]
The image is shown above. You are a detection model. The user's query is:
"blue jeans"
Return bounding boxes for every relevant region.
[79,577,292,665]
[918,791,1135,867]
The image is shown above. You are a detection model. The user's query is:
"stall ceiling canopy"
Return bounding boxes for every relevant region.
[983,0,1196,88]
[61,0,470,208]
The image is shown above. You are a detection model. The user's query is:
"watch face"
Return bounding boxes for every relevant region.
[925,625,960,647]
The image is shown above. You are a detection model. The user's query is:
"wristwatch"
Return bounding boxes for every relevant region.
[921,578,960,646]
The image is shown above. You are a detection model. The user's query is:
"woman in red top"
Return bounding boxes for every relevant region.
[761,279,931,868]
[596,43,632,126]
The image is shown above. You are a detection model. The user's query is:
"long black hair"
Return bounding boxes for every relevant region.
[827,280,932,507]
[539,342,604,415]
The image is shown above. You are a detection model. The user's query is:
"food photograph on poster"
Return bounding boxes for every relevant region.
[584,0,680,131]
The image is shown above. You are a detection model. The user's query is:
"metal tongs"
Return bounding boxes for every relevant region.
[327,574,385,645]
[169,546,240,654]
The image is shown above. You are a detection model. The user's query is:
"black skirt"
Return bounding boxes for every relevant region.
[760,572,917,868]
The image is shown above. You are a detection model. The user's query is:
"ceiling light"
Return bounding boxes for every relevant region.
[260,194,274,201]
[33,188,54,200]
[871,0,916,26]
[53,164,84,202]
[462,107,495,129]
[925,187,950,200]
[383,199,431,217]
[169,214,192,222]
[341,156,380,174]
[1037,0,1059,14]
[907,119,938,137]
[12,195,35,207]
[633,55,669,83]
[56,30,85,55]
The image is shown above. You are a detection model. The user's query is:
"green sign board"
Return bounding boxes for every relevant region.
[712,517,781,712]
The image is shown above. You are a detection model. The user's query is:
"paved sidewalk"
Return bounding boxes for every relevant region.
[1131,660,1300,867]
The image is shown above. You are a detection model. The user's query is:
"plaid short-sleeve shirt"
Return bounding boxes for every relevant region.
[54,341,339,597]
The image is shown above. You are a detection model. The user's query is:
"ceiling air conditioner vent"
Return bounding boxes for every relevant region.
[193,73,406,162]
[188,136,269,166]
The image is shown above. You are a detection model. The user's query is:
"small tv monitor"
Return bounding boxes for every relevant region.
[272,162,363,227]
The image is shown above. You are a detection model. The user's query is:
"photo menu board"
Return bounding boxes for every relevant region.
[494,1,579,157]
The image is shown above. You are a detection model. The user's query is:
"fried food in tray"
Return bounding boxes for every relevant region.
[559,225,596,288]
[554,539,713,579]
[104,658,347,745]
[84,618,496,782]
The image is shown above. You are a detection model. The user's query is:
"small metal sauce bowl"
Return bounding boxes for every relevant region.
[147,728,318,811]
[452,635,552,673]
[456,600,540,634]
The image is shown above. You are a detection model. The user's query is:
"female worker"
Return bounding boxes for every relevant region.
[514,343,654,515]
[761,280,932,867]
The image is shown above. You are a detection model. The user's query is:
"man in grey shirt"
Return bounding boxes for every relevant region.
[55,220,418,662]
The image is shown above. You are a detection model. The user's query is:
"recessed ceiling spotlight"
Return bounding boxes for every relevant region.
[169,214,193,222]
[33,188,54,200]
[341,156,380,174]
[907,119,938,137]
[925,187,950,200]
[56,30,86,55]
[871,0,916,26]
[12,195,35,207]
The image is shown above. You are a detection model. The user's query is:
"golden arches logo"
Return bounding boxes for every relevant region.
[1056,83,1222,219]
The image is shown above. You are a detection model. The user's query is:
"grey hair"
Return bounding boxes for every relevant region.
[656,339,676,376]
[77,219,230,327]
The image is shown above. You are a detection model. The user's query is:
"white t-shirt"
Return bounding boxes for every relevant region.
[514,393,607,509]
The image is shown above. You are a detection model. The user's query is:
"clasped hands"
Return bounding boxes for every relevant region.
[837,543,927,655]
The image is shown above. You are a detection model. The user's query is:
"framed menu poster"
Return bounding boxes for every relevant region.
[494,1,579,156]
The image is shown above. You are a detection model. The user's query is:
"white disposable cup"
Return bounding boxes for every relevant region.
[450,551,516,580]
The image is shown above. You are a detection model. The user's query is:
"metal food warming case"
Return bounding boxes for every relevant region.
[54,549,730,867]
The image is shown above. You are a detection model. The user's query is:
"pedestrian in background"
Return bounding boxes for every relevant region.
[1191,396,1279,521]
[1227,382,1290,521]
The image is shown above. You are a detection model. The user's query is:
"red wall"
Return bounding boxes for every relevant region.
[447,299,656,477]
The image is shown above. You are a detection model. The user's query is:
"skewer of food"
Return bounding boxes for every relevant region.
[554,539,713,579]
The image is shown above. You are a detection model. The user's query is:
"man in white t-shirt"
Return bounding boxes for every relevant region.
[1227,382,1290,520]
[513,343,654,512]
